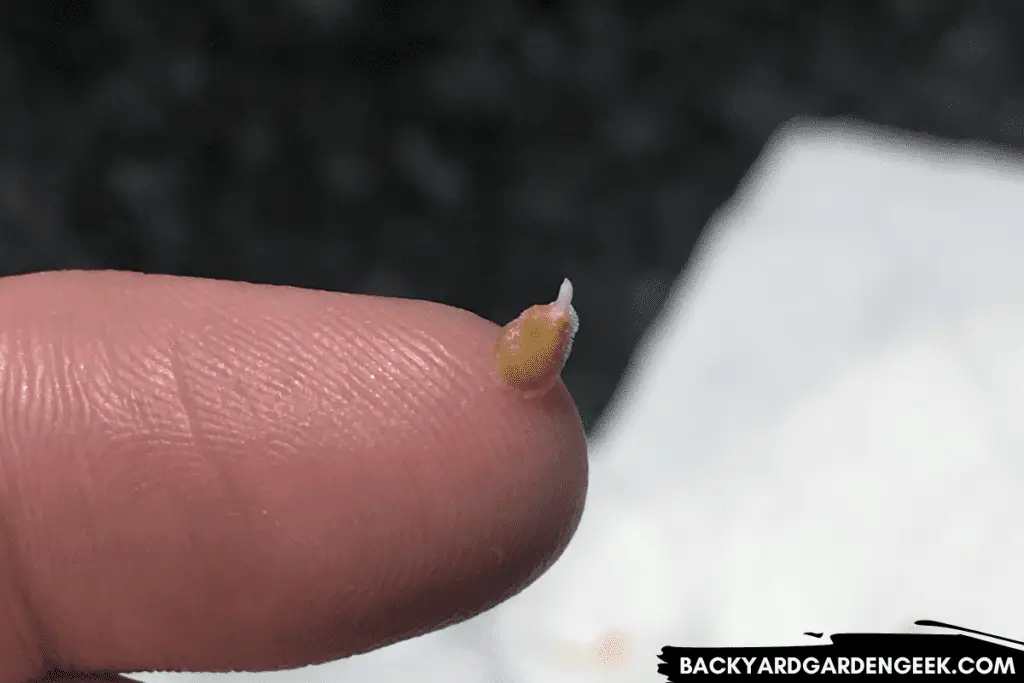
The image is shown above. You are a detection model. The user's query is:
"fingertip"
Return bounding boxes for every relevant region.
[0,270,590,678]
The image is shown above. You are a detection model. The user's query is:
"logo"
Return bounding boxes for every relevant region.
[658,621,1022,680]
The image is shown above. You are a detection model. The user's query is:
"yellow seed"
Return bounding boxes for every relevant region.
[494,278,578,397]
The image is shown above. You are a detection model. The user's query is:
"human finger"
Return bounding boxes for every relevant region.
[0,270,588,682]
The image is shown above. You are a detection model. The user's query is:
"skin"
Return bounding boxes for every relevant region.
[0,271,589,683]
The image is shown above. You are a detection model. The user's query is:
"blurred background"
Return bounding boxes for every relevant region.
[3,0,1021,429]
[6,2,1024,681]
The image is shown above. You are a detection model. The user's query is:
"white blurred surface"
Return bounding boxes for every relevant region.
[133,119,1024,682]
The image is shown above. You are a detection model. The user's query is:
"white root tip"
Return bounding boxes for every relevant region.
[555,278,579,360]
[553,277,574,314]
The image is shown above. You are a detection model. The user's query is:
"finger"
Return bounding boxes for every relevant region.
[0,270,588,682]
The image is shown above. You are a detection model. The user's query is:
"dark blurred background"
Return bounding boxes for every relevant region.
[0,1,1015,429]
